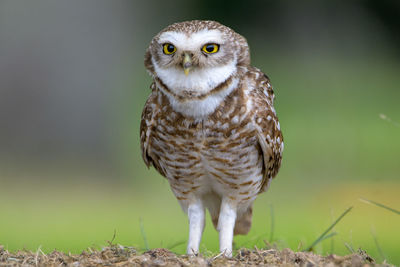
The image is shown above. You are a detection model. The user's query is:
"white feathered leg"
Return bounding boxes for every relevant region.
[217,199,237,257]
[186,200,205,255]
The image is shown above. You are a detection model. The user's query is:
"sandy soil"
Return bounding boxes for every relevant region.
[0,245,392,266]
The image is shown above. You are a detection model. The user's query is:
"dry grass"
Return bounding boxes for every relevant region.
[0,245,393,267]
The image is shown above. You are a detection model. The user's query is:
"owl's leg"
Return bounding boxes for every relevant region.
[217,199,237,257]
[186,199,205,255]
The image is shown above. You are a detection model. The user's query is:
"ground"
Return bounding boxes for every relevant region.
[0,245,393,267]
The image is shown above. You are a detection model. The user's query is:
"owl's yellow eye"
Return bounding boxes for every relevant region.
[202,43,219,54]
[163,43,176,55]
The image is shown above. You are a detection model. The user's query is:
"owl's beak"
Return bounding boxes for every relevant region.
[182,53,192,76]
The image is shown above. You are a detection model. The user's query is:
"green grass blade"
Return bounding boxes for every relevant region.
[330,209,335,254]
[344,242,355,253]
[359,198,400,215]
[269,203,275,242]
[167,240,186,250]
[319,231,337,243]
[106,229,117,246]
[371,227,386,261]
[239,232,268,247]
[303,206,353,252]
[139,218,149,250]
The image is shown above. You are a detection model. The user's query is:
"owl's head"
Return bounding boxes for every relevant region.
[145,20,250,96]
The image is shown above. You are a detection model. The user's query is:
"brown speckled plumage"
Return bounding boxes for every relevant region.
[140,20,283,255]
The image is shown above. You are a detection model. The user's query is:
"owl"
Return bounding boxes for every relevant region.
[140,20,283,257]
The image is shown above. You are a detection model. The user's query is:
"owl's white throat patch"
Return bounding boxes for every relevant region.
[161,76,238,118]
[152,57,237,118]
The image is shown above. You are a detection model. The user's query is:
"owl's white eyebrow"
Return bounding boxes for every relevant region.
[158,32,186,45]
[191,29,221,44]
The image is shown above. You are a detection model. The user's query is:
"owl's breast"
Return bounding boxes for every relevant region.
[149,107,264,197]
[200,118,264,191]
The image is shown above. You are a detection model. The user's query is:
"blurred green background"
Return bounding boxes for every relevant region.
[0,0,399,265]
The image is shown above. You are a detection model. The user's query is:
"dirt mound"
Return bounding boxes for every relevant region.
[0,245,391,266]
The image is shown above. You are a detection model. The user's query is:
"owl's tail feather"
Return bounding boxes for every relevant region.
[210,206,253,236]
[211,215,219,231]
[233,206,252,235]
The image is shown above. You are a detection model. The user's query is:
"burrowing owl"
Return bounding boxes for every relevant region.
[140,20,283,256]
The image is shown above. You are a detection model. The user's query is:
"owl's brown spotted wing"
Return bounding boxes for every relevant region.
[248,68,283,193]
[140,85,167,177]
